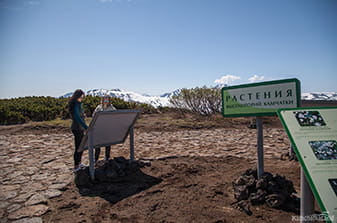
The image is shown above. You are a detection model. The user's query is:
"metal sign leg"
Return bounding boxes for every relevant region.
[300,169,315,223]
[88,131,95,181]
[256,116,264,179]
[290,144,294,158]
[129,127,135,161]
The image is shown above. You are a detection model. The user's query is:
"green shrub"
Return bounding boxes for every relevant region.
[82,96,101,117]
[169,86,221,116]
[0,106,28,125]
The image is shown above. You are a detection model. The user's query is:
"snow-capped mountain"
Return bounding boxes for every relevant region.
[61,89,337,108]
[301,92,337,101]
[62,89,172,108]
[160,89,182,98]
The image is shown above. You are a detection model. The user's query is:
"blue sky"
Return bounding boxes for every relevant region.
[1,0,337,98]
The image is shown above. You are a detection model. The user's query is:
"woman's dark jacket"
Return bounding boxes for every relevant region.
[70,101,88,131]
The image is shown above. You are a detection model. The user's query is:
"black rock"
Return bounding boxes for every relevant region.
[235,200,252,216]
[74,168,91,187]
[266,180,279,193]
[233,176,247,186]
[282,196,300,214]
[245,168,257,179]
[261,172,273,181]
[106,168,119,179]
[95,167,107,182]
[234,185,250,201]
[245,175,256,188]
[256,178,268,189]
[249,189,266,205]
[265,193,286,208]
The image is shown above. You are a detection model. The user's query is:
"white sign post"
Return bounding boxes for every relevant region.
[79,110,141,180]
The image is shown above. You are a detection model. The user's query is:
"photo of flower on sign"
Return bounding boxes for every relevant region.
[294,111,326,127]
[308,140,337,160]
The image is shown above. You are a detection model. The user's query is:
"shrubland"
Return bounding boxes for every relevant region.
[0,96,159,125]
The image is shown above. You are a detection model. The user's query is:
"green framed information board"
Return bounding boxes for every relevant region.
[222,78,301,117]
[278,107,337,223]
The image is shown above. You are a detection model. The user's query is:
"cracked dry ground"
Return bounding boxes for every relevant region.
[0,125,302,223]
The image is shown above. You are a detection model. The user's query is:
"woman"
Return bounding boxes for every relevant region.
[68,89,88,172]
[93,95,116,162]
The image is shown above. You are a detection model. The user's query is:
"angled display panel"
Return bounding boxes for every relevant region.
[222,78,300,117]
[278,107,337,223]
[78,110,140,152]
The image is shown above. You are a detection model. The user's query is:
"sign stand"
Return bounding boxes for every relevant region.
[256,116,264,179]
[87,127,136,180]
[88,130,95,181]
[301,169,315,223]
[296,101,315,222]
[129,126,135,161]
[290,145,293,158]
[78,110,141,181]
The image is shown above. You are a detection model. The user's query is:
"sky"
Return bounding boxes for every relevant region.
[1,0,337,98]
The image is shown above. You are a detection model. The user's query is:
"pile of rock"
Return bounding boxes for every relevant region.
[75,157,152,186]
[74,157,160,203]
[232,168,299,215]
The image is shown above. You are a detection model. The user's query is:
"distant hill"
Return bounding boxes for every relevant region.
[301,92,337,101]
[61,89,337,108]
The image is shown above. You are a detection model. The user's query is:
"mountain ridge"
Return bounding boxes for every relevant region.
[61,88,337,108]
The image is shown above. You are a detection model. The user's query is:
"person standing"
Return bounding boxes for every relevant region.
[68,89,88,172]
[93,95,116,162]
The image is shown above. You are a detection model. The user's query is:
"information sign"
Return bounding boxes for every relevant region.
[278,107,337,223]
[222,78,300,117]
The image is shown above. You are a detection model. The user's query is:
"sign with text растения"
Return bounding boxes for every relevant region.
[278,107,337,223]
[222,78,300,117]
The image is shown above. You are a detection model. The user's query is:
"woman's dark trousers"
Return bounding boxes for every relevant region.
[95,146,111,161]
[72,130,84,167]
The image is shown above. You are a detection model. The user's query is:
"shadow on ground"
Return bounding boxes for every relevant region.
[74,157,162,203]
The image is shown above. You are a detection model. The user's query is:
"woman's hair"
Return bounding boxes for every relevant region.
[68,89,85,114]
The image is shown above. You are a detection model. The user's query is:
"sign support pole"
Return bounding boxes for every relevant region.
[129,126,135,161]
[256,116,264,179]
[290,145,293,158]
[300,169,315,223]
[298,101,315,222]
[88,130,95,181]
